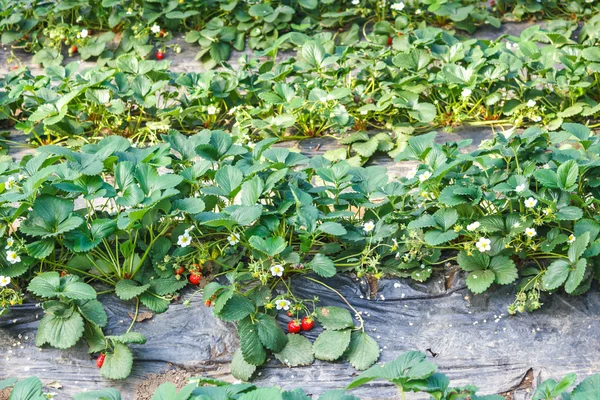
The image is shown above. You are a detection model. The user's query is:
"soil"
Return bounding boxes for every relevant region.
[0,388,10,400]
[135,367,235,400]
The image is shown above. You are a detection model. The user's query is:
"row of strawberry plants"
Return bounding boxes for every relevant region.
[2,351,599,399]
[1,1,598,68]
[2,20,600,161]
[0,121,599,379]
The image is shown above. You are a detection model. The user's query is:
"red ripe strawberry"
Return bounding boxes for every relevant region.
[96,353,105,368]
[301,316,315,331]
[387,37,393,46]
[156,51,165,60]
[71,45,77,53]
[189,273,202,285]
[205,300,211,307]
[288,319,302,334]
[160,30,166,37]
[174,266,185,276]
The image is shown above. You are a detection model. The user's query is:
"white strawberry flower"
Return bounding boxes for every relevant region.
[5,237,14,249]
[405,168,417,180]
[227,233,240,246]
[526,99,536,107]
[475,237,491,253]
[275,299,290,310]
[79,29,89,39]
[6,251,20,264]
[515,184,526,193]
[0,276,10,287]
[207,105,218,115]
[5,176,16,190]
[419,171,432,182]
[567,234,576,244]
[415,8,421,14]
[390,1,404,11]
[363,220,375,233]
[151,24,161,34]
[461,88,472,98]
[466,221,480,232]
[525,228,537,238]
[352,0,360,4]
[524,197,537,208]
[270,264,284,277]
[177,233,192,247]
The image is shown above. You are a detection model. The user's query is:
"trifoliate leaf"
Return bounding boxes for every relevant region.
[217,293,255,322]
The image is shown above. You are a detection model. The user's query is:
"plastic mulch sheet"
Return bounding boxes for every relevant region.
[1,272,599,399]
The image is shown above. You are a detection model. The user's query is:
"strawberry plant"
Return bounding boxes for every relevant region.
[2,355,599,399]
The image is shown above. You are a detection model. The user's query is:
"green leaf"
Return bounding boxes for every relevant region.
[8,377,44,400]
[308,254,337,277]
[313,329,351,361]
[345,331,380,371]
[565,259,587,294]
[274,334,315,367]
[347,351,436,389]
[457,251,489,272]
[115,280,151,301]
[74,388,122,400]
[139,292,170,313]
[352,137,379,158]
[317,222,347,236]
[556,160,578,191]
[569,232,590,263]
[28,272,96,300]
[26,238,55,259]
[316,306,354,330]
[489,256,518,285]
[238,317,267,366]
[217,293,256,322]
[542,260,571,290]
[231,348,257,381]
[249,236,286,256]
[215,165,243,197]
[466,269,495,294]
[556,206,583,221]
[101,343,133,380]
[424,230,458,246]
[36,309,85,349]
[78,300,108,327]
[172,198,205,214]
[239,388,283,400]
[20,195,83,238]
[106,332,147,345]
[256,313,288,352]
